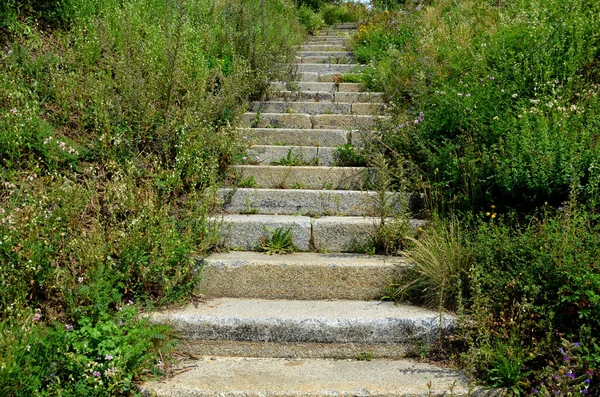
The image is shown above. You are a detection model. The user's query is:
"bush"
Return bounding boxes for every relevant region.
[298,4,325,34]
[0,0,302,393]
[351,0,600,212]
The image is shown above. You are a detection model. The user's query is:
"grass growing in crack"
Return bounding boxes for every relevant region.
[256,227,296,255]
[270,149,307,166]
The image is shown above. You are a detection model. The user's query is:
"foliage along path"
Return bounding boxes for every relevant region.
[141,23,487,396]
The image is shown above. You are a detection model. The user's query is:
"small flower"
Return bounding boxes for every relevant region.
[33,313,41,322]
[491,213,497,219]
[105,355,113,360]
[465,93,471,97]
[485,212,491,216]
[10,108,17,114]
[490,205,496,209]
[574,342,581,347]
[65,324,73,331]
[489,76,495,80]
[242,157,247,161]
[567,371,576,379]
[457,93,463,96]
[585,378,591,384]
[493,116,499,121]
[93,371,101,377]
[563,355,569,362]
[78,277,84,283]
[558,206,563,211]
[512,93,518,98]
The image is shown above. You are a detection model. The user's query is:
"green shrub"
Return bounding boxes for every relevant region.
[298,4,325,34]
[0,0,302,393]
[351,0,600,211]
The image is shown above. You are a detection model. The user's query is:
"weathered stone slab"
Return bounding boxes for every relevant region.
[238,128,349,147]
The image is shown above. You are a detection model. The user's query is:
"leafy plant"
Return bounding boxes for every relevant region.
[257,227,296,254]
[335,144,367,166]
[270,149,307,166]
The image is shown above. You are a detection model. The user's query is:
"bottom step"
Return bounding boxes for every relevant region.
[140,357,490,396]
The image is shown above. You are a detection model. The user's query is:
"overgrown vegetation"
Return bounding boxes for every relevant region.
[0,0,302,394]
[353,0,600,394]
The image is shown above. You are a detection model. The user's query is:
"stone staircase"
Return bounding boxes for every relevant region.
[141,23,488,397]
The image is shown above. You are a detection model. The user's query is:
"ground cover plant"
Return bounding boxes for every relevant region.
[352,0,600,395]
[0,0,302,394]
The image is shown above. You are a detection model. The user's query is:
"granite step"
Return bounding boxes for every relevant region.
[229,165,369,190]
[216,188,409,216]
[140,357,485,397]
[147,298,454,344]
[244,145,337,166]
[212,214,425,252]
[198,251,405,300]
[238,128,350,147]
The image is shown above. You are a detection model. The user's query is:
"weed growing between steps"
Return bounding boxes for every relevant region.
[0,0,302,394]
[257,227,297,254]
[351,0,600,394]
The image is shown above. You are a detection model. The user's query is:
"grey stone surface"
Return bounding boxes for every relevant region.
[239,112,312,129]
[148,298,455,344]
[216,188,408,216]
[300,44,348,52]
[311,217,427,253]
[267,90,334,102]
[352,102,386,115]
[296,51,352,57]
[245,145,336,166]
[299,72,320,82]
[297,63,359,73]
[230,165,368,190]
[177,340,415,360]
[335,91,383,103]
[238,128,349,147]
[213,214,311,251]
[296,55,354,64]
[312,114,386,129]
[251,101,352,115]
[338,82,366,92]
[140,357,495,397]
[198,251,406,300]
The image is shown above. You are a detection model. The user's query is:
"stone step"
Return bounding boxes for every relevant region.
[251,101,351,115]
[140,357,481,397]
[336,91,383,102]
[147,298,454,344]
[216,188,408,216]
[244,145,336,166]
[297,51,352,57]
[239,112,311,129]
[250,101,353,115]
[296,63,358,73]
[238,128,349,147]
[270,82,365,93]
[299,72,321,82]
[312,113,386,129]
[267,90,335,102]
[295,55,353,64]
[171,340,415,360]
[239,112,384,129]
[212,214,425,252]
[305,37,348,44]
[230,165,368,190]
[251,101,384,115]
[266,90,382,104]
[198,251,405,300]
[300,45,348,52]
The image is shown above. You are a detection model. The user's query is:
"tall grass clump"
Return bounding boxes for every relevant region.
[0,0,302,394]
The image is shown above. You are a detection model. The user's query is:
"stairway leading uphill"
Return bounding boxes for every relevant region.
[141,23,493,397]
